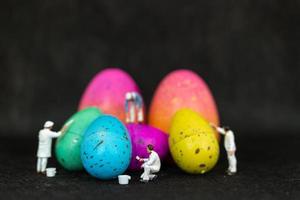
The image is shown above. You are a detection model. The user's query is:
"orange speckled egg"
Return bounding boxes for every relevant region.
[148,69,220,140]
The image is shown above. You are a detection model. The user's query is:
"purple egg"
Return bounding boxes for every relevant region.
[126,124,169,171]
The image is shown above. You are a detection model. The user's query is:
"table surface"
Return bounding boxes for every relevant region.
[0,133,299,200]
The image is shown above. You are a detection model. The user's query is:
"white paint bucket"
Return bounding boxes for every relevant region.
[118,175,131,185]
[46,168,56,177]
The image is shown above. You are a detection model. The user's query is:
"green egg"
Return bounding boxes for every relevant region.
[55,107,102,170]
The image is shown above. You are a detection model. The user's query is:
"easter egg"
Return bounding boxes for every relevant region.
[169,109,219,174]
[79,68,140,123]
[148,69,220,140]
[81,115,132,180]
[126,124,169,171]
[55,107,102,171]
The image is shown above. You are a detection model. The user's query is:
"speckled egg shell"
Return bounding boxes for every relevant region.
[126,124,169,171]
[148,69,220,140]
[55,107,102,171]
[169,109,219,174]
[79,68,140,123]
[81,115,132,180]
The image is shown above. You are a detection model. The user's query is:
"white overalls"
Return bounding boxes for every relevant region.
[37,129,61,173]
[140,151,161,181]
[216,127,237,173]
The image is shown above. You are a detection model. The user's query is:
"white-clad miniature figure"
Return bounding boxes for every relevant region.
[36,121,68,174]
[125,92,144,123]
[211,123,237,175]
[136,144,161,182]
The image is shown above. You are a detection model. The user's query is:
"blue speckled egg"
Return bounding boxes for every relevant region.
[80,115,132,180]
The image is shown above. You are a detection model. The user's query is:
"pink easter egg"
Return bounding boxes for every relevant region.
[126,124,169,171]
[149,69,220,140]
[79,68,140,123]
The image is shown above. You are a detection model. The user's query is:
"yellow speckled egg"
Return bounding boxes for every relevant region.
[169,109,219,174]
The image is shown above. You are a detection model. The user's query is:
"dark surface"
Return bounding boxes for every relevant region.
[1,0,300,136]
[1,133,299,199]
[1,1,300,199]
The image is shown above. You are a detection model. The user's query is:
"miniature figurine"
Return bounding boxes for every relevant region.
[125,92,144,123]
[136,144,161,182]
[211,123,237,175]
[37,121,69,174]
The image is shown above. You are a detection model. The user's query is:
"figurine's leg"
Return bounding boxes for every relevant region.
[140,172,145,179]
[227,153,231,171]
[148,168,153,179]
[41,157,48,173]
[227,152,237,173]
[148,168,158,180]
[140,165,145,179]
[142,165,151,181]
[37,158,41,173]
[229,153,237,172]
[149,174,156,180]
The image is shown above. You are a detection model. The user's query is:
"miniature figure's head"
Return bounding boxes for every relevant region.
[147,144,154,153]
[223,126,230,132]
[44,121,54,129]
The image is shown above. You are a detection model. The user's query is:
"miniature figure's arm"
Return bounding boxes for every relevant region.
[136,156,148,162]
[210,123,221,132]
[145,153,156,166]
[58,120,73,136]
[216,127,226,135]
[49,131,61,138]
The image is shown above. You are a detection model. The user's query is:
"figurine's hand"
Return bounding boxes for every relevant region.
[61,120,74,133]
[60,125,68,133]
[60,126,66,133]
[209,123,216,129]
[136,156,144,162]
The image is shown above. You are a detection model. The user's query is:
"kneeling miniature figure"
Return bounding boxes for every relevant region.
[136,144,161,182]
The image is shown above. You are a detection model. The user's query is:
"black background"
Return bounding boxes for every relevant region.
[1,0,299,137]
[1,1,300,199]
